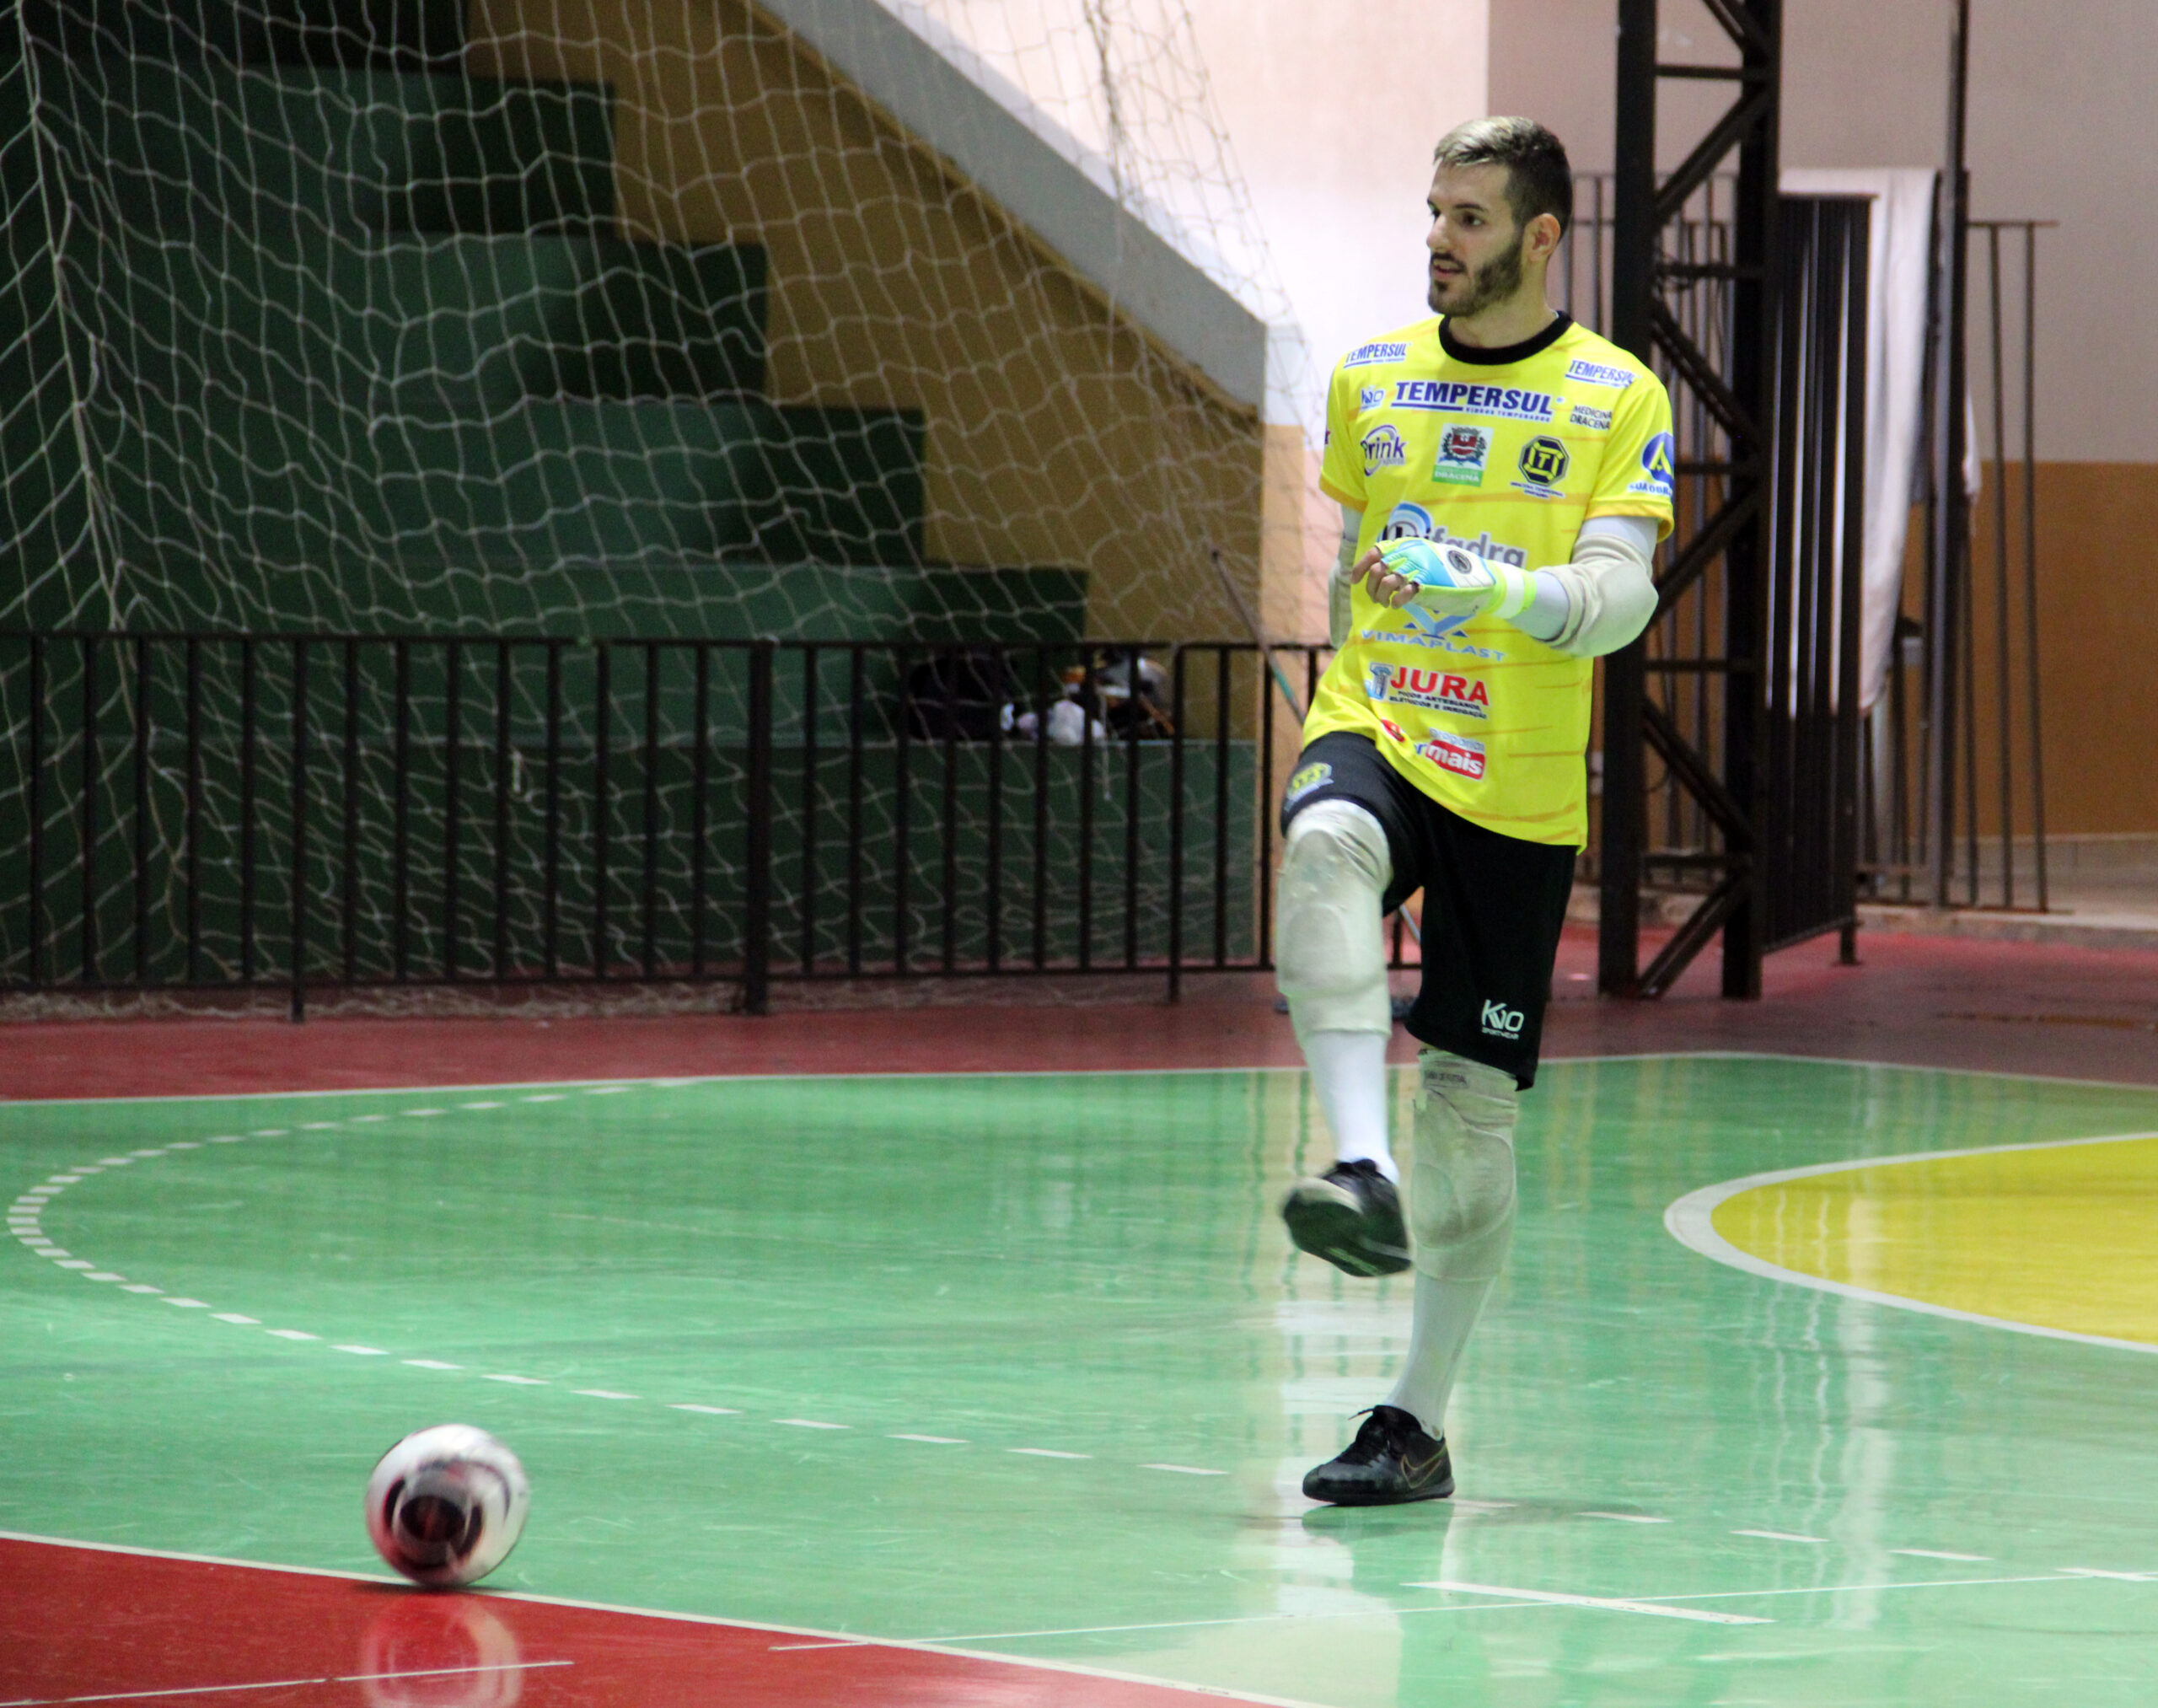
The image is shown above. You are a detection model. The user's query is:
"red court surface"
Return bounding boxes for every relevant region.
[3,927,2155,1100]
[0,1536,1280,1708]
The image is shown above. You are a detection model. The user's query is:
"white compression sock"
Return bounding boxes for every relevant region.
[1384,1271,1495,1434]
[1303,1029,1397,1181]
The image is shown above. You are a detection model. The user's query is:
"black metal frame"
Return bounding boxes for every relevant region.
[1602,0,1785,997]
[0,633,1363,1018]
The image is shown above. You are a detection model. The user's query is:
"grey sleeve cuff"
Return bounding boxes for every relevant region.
[1542,515,1661,658]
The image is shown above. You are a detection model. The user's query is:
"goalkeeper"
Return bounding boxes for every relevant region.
[1280,117,1673,1505]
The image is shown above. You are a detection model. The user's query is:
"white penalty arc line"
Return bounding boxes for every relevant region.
[1665,1129,2158,1356]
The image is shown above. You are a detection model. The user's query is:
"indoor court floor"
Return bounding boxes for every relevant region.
[4,936,2158,1708]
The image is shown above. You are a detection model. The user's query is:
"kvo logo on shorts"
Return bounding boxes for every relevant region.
[1480,999,1527,1039]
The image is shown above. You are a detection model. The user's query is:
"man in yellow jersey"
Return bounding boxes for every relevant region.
[1279,117,1673,1504]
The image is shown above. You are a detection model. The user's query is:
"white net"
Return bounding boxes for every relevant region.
[0,0,1319,996]
[2,0,1312,641]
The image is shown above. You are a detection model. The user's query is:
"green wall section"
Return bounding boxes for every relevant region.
[4,1058,2158,1705]
[1,3,1088,640]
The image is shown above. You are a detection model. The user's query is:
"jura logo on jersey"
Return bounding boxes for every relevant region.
[1345,340,1409,368]
[1629,432,1678,498]
[1431,423,1491,486]
[1514,435,1571,497]
[1569,402,1614,432]
[1565,358,1637,390]
[1358,384,1386,412]
[1364,662,1490,720]
[1480,999,1527,1037]
[1393,380,1555,422]
[1361,425,1408,475]
[1415,731,1487,780]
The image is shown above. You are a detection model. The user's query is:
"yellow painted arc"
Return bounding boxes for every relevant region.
[1710,1136,2158,1345]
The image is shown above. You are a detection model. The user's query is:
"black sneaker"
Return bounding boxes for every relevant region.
[1281,1160,1411,1276]
[1302,1405,1453,1506]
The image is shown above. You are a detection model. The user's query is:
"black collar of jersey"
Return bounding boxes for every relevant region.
[1437,311,1573,367]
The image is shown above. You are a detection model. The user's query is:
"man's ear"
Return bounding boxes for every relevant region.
[1525,211,1564,264]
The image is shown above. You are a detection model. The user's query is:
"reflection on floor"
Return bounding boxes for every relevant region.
[4,1056,2158,1707]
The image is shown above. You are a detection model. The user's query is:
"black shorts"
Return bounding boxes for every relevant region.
[1280,731,1576,1088]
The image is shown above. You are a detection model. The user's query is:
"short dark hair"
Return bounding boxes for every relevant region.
[1432,117,1572,238]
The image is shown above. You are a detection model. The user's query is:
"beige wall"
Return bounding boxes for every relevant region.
[469,0,1264,640]
[1490,0,2158,465]
[1185,1,1488,384]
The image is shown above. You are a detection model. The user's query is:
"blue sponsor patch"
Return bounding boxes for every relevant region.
[1631,431,1677,499]
[1344,340,1410,368]
[1377,501,1432,541]
[1392,380,1554,422]
[1358,384,1386,412]
[1565,358,1638,389]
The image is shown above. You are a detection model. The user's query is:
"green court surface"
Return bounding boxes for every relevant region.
[6,1055,2158,1705]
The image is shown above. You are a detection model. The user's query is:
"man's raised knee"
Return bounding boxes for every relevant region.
[1275,800,1393,1039]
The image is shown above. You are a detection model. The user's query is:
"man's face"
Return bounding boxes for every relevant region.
[1425,162,1528,318]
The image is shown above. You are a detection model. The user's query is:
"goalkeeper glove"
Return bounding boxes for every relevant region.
[1372,538,1535,624]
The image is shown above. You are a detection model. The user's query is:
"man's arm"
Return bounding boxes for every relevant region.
[1513,514,1660,658]
[1329,504,1363,648]
[1351,514,1660,660]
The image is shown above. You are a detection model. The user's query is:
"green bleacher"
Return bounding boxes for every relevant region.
[3,0,1087,641]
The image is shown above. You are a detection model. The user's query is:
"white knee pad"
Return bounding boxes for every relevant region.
[1406,1049,1519,1281]
[1275,799,1393,1042]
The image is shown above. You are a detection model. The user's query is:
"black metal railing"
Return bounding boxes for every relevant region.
[1863,216,2053,911]
[0,633,1339,1015]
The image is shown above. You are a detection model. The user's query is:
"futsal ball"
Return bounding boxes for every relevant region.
[365,1425,530,1588]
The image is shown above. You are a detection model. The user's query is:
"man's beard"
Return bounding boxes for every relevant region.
[1428,227,1527,318]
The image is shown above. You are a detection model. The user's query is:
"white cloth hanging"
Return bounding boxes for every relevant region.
[1780,168,1940,712]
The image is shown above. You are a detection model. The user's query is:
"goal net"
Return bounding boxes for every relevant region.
[0,0,1318,998]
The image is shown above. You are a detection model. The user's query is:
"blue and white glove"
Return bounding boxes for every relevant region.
[1373,538,1535,623]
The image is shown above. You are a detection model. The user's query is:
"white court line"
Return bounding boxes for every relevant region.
[1008,1448,1089,1459]
[669,1404,741,1415]
[0,1531,1342,1708]
[774,1419,849,1430]
[889,1433,965,1444]
[0,1661,573,1706]
[1892,1548,1990,1561]
[1407,1580,1769,1626]
[1733,1529,1825,1545]
[1581,1512,1672,1524]
[35,1045,2130,1111]
[1141,1464,1227,1476]
[1665,1130,2158,1356]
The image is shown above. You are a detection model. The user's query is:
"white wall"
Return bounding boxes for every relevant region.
[1488,0,2158,463]
[1185,1,1490,402]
